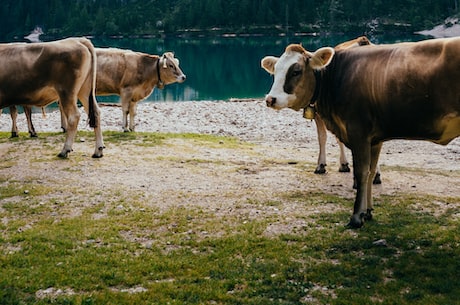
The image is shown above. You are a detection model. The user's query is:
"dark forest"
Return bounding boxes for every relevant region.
[0,0,458,40]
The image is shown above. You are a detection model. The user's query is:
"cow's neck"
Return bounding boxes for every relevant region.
[310,70,322,104]
[156,57,164,89]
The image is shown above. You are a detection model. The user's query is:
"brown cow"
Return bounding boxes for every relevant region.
[262,38,460,228]
[95,48,186,132]
[11,48,186,134]
[0,37,104,158]
[264,36,381,185]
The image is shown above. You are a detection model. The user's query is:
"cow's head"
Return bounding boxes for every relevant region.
[261,44,335,111]
[158,52,186,86]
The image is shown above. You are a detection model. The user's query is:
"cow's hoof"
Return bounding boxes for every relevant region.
[346,213,365,228]
[338,163,351,172]
[373,173,382,185]
[364,209,373,221]
[61,127,67,133]
[92,147,104,158]
[353,179,357,189]
[58,151,69,159]
[314,164,327,174]
[30,133,38,138]
[10,132,19,138]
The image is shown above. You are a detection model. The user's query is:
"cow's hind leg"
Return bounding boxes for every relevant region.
[373,164,382,185]
[128,101,138,132]
[58,97,80,158]
[24,106,37,137]
[313,115,328,174]
[91,104,104,158]
[337,137,350,172]
[9,106,19,138]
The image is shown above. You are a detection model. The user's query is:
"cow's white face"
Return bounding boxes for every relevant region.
[261,44,335,111]
[160,52,186,85]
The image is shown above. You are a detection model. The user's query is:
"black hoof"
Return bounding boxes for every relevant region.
[11,132,19,138]
[30,133,38,138]
[346,213,365,228]
[58,152,69,159]
[364,209,373,221]
[314,164,327,174]
[338,163,351,172]
[92,147,105,158]
[373,173,382,185]
[346,219,364,229]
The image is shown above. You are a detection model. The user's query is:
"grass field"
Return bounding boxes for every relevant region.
[0,131,459,304]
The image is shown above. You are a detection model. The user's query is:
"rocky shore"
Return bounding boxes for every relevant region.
[1,100,459,171]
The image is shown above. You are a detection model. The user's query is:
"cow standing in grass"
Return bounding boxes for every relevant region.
[262,38,460,227]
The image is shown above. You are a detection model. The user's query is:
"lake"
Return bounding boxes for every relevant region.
[92,33,427,102]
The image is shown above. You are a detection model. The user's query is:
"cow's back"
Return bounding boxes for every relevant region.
[95,48,158,97]
[0,38,93,108]
[319,38,460,145]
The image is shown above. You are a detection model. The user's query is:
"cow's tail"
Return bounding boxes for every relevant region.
[81,37,98,128]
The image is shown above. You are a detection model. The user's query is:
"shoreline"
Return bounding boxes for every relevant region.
[1,100,459,172]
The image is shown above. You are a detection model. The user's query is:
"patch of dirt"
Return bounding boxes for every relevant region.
[0,101,459,226]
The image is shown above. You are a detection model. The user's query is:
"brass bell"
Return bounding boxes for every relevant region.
[303,105,315,120]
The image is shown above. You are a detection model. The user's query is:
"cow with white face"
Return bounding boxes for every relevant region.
[262,37,381,187]
[261,36,382,188]
[262,39,460,228]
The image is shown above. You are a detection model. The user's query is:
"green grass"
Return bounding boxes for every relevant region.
[1,191,459,304]
[0,131,459,304]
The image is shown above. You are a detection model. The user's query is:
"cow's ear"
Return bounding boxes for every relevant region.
[309,47,335,69]
[261,56,279,74]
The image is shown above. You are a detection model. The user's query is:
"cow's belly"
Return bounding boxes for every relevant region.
[19,86,58,107]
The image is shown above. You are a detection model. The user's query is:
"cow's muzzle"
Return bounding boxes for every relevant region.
[178,74,186,83]
[265,96,276,107]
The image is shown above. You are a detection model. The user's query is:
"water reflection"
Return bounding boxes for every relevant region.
[92,34,427,102]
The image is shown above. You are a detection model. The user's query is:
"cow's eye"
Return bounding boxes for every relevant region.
[292,69,302,77]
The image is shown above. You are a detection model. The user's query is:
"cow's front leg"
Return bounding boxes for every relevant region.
[120,92,132,132]
[128,101,137,132]
[348,143,371,228]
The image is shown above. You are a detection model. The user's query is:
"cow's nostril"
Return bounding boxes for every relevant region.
[266,96,276,107]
